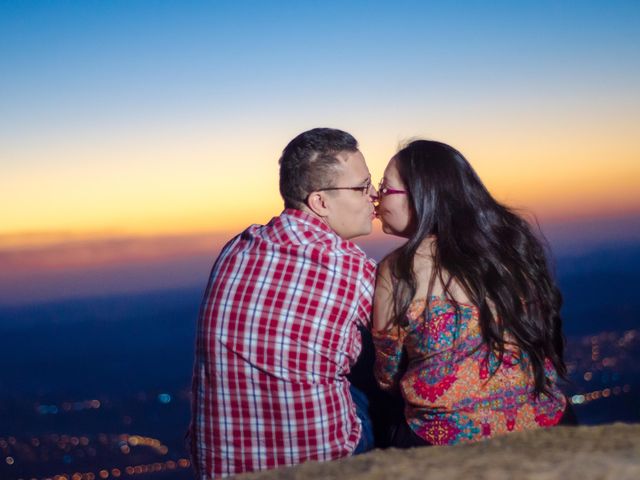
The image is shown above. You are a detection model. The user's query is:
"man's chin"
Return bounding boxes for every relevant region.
[356,224,374,238]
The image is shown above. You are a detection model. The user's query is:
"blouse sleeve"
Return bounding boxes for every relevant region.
[372,326,406,392]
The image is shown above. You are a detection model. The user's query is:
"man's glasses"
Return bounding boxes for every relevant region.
[377,180,407,197]
[316,178,373,197]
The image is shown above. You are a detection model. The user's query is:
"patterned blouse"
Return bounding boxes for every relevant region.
[372,296,566,445]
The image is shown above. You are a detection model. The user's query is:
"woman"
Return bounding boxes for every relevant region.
[372,140,567,447]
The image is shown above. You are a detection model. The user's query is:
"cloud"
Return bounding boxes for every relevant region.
[0,232,232,305]
[1,213,639,306]
[0,232,231,271]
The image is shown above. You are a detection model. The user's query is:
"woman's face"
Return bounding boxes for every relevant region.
[376,156,413,237]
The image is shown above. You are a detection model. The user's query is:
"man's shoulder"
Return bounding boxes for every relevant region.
[280,210,375,259]
[215,210,377,271]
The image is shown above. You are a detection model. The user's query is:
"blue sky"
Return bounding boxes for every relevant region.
[3,0,638,159]
[1,0,639,303]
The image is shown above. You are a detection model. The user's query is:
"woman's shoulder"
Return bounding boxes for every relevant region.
[376,255,394,291]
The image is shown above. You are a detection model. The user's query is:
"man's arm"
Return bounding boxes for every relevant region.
[355,257,376,328]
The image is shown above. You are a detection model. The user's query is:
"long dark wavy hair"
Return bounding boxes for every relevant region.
[387,140,566,396]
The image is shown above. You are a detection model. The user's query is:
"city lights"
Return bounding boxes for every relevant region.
[1,329,637,479]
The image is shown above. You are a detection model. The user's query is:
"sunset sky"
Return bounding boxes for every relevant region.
[1,1,639,304]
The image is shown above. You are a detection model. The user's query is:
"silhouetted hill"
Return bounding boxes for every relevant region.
[556,242,640,336]
[0,243,638,396]
[0,288,203,395]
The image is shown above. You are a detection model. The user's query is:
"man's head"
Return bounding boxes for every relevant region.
[279,128,376,240]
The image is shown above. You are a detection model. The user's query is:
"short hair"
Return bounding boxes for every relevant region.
[279,128,359,209]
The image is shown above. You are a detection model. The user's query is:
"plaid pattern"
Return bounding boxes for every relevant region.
[191,209,376,478]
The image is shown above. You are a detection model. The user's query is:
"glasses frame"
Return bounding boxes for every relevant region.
[315,178,373,197]
[377,180,407,197]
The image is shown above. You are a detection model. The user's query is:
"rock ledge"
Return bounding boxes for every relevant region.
[236,423,640,480]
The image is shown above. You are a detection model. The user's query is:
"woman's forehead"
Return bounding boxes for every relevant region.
[384,157,401,178]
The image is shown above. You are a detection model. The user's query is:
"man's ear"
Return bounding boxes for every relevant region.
[306,191,330,218]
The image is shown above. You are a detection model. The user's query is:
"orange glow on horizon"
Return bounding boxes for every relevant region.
[2,118,639,242]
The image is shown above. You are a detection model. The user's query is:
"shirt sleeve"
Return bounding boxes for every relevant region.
[372,326,406,392]
[355,258,376,328]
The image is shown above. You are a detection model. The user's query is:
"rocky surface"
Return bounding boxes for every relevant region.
[235,423,640,480]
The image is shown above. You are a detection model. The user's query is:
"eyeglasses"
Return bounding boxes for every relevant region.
[377,179,407,197]
[316,178,373,197]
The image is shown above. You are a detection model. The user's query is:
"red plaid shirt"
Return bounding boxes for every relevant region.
[191,209,376,478]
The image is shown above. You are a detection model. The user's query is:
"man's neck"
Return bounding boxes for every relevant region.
[291,205,345,238]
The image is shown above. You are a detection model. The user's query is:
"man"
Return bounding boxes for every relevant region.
[191,128,378,478]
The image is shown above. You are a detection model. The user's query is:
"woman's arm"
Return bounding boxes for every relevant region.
[372,260,406,391]
[373,259,395,331]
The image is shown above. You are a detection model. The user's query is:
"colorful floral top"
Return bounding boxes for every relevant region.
[372,296,566,445]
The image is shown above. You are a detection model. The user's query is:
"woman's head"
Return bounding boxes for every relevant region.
[381,139,566,396]
[377,140,496,243]
[376,156,411,236]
